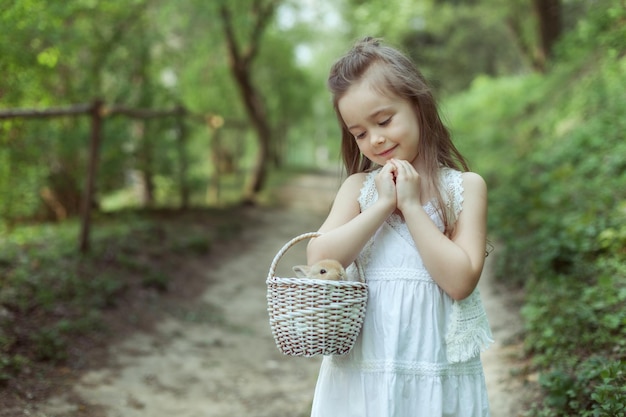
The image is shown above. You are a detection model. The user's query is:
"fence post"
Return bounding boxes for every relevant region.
[79,99,104,253]
[176,105,190,210]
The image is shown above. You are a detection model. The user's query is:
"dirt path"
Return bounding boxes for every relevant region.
[479,252,529,416]
[35,173,529,417]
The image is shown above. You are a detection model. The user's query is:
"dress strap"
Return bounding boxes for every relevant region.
[358,169,380,212]
[354,170,381,275]
[440,167,464,226]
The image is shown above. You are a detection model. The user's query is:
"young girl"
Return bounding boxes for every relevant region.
[307,37,493,416]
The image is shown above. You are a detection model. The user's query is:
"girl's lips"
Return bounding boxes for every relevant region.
[377,146,397,157]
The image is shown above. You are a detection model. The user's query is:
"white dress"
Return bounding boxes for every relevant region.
[310,168,492,417]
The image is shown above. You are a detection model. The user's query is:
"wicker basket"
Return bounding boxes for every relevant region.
[266,232,368,357]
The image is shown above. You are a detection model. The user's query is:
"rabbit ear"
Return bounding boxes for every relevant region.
[292,265,310,278]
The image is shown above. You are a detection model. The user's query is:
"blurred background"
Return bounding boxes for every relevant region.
[1,0,625,415]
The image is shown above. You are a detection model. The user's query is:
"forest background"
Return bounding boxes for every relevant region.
[1,0,625,415]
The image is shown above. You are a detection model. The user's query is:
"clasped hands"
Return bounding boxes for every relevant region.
[374,159,424,214]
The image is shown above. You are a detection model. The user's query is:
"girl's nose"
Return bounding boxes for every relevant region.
[372,133,386,145]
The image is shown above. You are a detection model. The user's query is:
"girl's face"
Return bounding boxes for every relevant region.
[338,78,420,168]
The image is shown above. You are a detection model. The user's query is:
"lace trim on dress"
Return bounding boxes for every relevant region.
[440,169,494,363]
[356,171,379,267]
[364,268,435,284]
[357,171,377,211]
[328,357,484,377]
[387,200,443,246]
[441,167,464,223]
[445,288,494,363]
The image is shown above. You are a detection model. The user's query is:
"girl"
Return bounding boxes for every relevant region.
[307,37,493,416]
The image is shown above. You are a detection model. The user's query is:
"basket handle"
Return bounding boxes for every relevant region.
[267,232,322,280]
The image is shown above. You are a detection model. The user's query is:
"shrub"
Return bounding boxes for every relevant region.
[446,2,626,415]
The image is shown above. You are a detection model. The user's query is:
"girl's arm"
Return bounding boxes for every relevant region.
[394,161,488,300]
[307,167,396,267]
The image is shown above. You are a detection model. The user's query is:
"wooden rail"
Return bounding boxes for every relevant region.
[0,101,189,253]
[0,101,248,253]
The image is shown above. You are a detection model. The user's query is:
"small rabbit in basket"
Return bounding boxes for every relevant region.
[293,259,346,281]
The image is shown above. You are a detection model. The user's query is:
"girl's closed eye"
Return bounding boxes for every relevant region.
[379,117,392,126]
[354,131,367,140]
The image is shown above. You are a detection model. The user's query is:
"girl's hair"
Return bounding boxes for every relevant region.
[328,36,470,236]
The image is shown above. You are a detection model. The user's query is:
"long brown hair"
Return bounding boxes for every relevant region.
[328,37,470,236]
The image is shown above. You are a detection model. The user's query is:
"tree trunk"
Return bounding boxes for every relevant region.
[235,71,271,203]
[175,106,190,210]
[219,2,277,204]
[531,0,562,71]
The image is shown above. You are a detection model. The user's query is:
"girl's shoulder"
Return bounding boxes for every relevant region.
[440,167,485,191]
[341,168,380,191]
[333,172,368,206]
[340,171,368,192]
[457,171,487,198]
[460,171,486,188]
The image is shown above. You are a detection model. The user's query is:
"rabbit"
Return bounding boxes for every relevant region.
[293,259,346,281]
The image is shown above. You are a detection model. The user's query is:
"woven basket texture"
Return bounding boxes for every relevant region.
[266,233,368,357]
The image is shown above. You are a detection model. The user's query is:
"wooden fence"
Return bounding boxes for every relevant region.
[0,100,192,253]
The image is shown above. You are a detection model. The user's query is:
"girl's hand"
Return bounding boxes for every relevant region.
[390,159,421,213]
[374,162,397,211]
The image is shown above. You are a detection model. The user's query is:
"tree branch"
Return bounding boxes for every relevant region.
[219,4,241,68]
[244,0,278,64]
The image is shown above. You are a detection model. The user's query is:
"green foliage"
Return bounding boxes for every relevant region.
[446,2,626,415]
[0,0,324,223]
[402,1,527,93]
[521,268,626,365]
[529,358,626,417]
[0,354,29,385]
